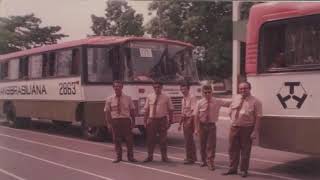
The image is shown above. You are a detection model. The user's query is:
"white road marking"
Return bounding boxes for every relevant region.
[0,168,27,180]
[0,133,204,180]
[0,126,303,180]
[0,145,114,180]
[167,145,287,165]
[0,125,304,164]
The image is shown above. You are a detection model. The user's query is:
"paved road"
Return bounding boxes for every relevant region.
[0,109,319,180]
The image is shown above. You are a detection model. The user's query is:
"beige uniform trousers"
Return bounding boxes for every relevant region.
[228,126,254,172]
[111,118,134,160]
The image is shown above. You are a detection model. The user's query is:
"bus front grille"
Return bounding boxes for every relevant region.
[171,96,183,112]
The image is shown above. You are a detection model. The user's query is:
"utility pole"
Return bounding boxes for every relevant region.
[232,1,241,95]
[0,0,4,17]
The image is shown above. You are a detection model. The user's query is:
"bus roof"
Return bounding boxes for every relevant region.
[0,36,194,61]
[246,2,320,74]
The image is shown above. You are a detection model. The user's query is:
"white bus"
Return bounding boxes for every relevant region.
[0,36,201,140]
[246,2,320,154]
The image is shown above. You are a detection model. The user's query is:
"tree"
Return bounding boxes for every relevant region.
[145,1,232,80]
[0,14,68,54]
[240,2,264,20]
[91,0,144,36]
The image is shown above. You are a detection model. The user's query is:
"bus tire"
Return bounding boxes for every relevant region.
[81,120,106,141]
[5,104,30,129]
[6,113,30,129]
[137,125,146,136]
[52,120,72,128]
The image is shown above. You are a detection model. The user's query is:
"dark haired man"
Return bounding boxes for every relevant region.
[104,80,137,163]
[222,81,262,177]
[143,81,174,162]
[194,84,230,171]
[178,83,198,164]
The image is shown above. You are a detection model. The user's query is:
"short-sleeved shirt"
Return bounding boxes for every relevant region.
[181,95,197,117]
[230,95,262,127]
[104,94,134,119]
[194,97,230,123]
[144,93,173,118]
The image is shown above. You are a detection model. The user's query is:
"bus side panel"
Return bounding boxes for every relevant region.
[248,73,320,155]
[14,100,78,122]
[83,101,106,127]
[260,116,320,155]
[0,100,5,116]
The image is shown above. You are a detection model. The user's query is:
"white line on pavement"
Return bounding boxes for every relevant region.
[0,125,302,164]
[0,145,114,180]
[0,168,27,180]
[0,130,301,180]
[167,145,287,165]
[0,133,204,180]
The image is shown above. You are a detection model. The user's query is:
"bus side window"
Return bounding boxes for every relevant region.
[8,59,19,80]
[48,52,56,77]
[19,57,29,79]
[0,62,9,80]
[56,50,72,76]
[29,54,43,79]
[42,54,48,77]
[109,46,122,80]
[71,49,80,75]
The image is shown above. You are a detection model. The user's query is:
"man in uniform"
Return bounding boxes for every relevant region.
[104,80,137,163]
[178,82,197,164]
[194,84,230,171]
[222,81,262,177]
[143,81,174,162]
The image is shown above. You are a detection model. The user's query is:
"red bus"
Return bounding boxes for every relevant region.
[246,2,320,154]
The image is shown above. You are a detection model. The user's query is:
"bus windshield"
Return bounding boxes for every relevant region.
[86,41,199,83]
[125,41,198,83]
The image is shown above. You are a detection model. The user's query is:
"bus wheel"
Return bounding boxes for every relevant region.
[6,111,30,129]
[81,121,106,141]
[137,125,146,136]
[52,120,72,128]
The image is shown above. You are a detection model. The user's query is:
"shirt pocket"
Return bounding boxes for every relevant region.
[110,101,119,111]
[245,106,254,116]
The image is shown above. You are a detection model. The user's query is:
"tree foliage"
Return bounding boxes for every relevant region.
[240,2,264,20]
[91,0,144,36]
[0,14,68,54]
[145,1,232,80]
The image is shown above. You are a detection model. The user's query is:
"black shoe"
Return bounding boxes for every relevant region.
[143,157,153,163]
[112,159,122,163]
[240,171,248,178]
[222,170,237,175]
[200,162,207,167]
[128,158,138,163]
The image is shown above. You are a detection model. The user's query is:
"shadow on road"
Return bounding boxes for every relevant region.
[266,157,320,180]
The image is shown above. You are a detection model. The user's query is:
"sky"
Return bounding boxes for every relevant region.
[0,0,152,41]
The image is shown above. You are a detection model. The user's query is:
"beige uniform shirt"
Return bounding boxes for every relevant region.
[181,95,197,118]
[230,95,262,127]
[144,93,173,118]
[104,94,134,119]
[194,97,230,123]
